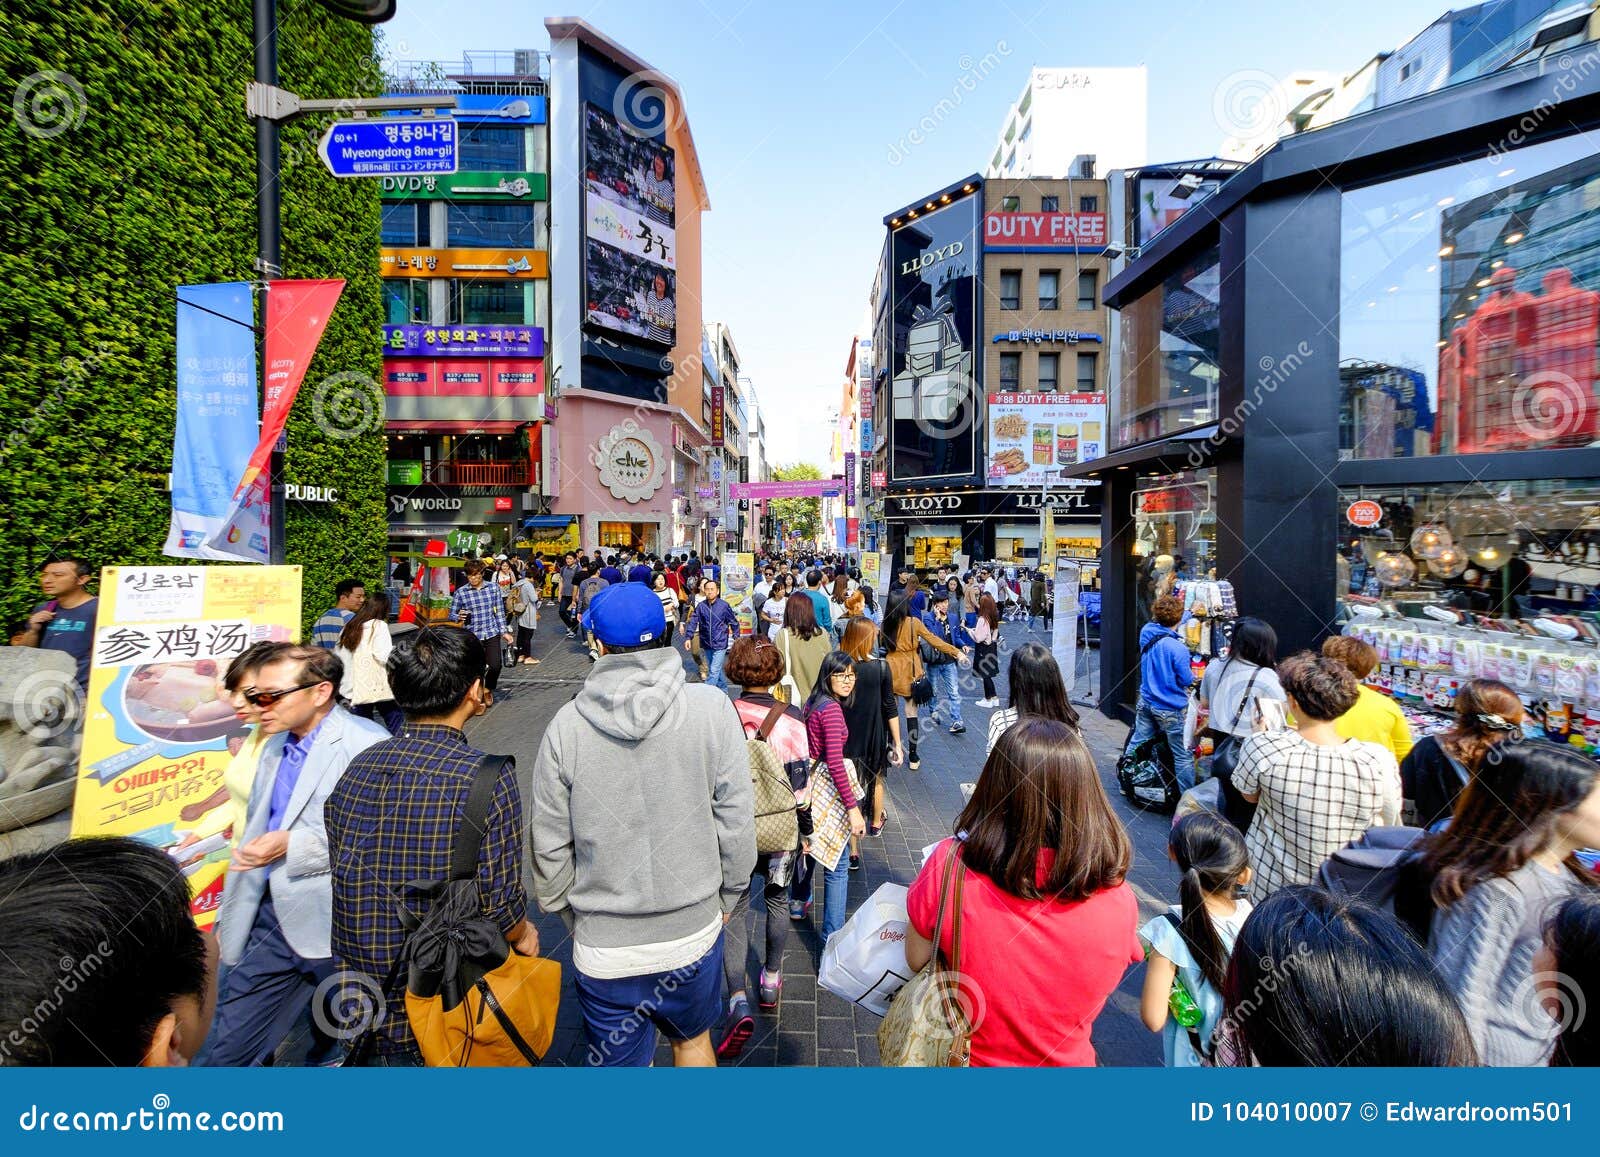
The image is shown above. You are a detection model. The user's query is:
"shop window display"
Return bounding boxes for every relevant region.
[1132,469,1219,637]
[1113,247,1220,449]
[1336,479,1600,755]
[1340,134,1600,459]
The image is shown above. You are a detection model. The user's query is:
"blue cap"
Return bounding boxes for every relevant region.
[628,563,654,584]
[582,582,666,647]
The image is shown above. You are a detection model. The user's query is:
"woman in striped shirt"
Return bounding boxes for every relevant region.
[798,651,866,939]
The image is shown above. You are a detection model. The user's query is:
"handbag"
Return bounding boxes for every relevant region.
[910,674,934,706]
[348,756,561,1067]
[744,702,802,855]
[878,843,972,1067]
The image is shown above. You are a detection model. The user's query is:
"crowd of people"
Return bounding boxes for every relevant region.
[3,547,1599,1070]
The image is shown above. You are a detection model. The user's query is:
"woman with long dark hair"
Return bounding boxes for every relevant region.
[1424,742,1600,1064]
[881,587,962,770]
[1537,892,1600,1066]
[1140,811,1252,1066]
[903,718,1139,1066]
[1218,886,1477,1066]
[777,592,831,704]
[986,642,1081,754]
[971,594,1002,707]
[796,651,865,937]
[1400,678,1524,830]
[335,593,401,734]
[840,617,901,843]
[1199,616,1284,828]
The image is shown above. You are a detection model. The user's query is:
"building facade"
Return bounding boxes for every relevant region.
[1083,53,1600,721]
[380,64,552,558]
[984,67,1147,180]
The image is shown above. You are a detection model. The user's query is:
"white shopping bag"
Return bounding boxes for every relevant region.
[817,882,912,1017]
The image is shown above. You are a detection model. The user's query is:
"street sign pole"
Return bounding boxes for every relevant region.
[252,0,287,566]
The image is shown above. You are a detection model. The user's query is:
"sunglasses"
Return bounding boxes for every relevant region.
[243,681,325,708]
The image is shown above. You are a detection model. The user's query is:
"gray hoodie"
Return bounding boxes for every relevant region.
[529,646,756,953]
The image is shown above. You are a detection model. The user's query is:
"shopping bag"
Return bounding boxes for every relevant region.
[818,883,912,1016]
[1174,777,1223,823]
[1181,691,1202,752]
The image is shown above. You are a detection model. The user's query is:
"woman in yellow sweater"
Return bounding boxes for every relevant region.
[1322,635,1414,761]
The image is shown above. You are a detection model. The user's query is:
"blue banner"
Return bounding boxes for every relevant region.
[163,284,258,560]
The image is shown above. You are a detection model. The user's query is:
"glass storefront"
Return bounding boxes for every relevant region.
[1340,133,1600,458]
[598,520,659,554]
[1113,246,1220,449]
[1131,468,1216,627]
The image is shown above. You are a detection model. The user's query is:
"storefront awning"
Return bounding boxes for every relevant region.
[387,421,522,434]
[523,515,574,529]
[1064,423,1222,479]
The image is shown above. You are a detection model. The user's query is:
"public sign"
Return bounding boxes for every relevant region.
[318,118,457,177]
[71,566,302,929]
[319,118,457,178]
[1346,500,1384,528]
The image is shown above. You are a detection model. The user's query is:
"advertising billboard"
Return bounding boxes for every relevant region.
[983,211,1107,251]
[890,193,981,482]
[583,103,677,346]
[985,391,1107,487]
[1134,175,1227,246]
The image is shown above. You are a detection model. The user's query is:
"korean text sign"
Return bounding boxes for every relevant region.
[71,566,302,928]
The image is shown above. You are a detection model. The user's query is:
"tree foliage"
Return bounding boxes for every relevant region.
[0,0,388,636]
[768,462,824,544]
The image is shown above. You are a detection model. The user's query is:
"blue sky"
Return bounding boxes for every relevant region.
[384,0,1454,466]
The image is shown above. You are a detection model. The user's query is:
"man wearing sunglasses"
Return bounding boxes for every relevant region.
[205,644,389,1067]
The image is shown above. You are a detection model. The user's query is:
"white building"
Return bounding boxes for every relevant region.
[985,67,1148,180]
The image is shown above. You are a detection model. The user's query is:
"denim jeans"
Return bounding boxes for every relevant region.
[706,647,729,690]
[929,662,963,728]
[1128,697,1195,791]
[819,849,852,940]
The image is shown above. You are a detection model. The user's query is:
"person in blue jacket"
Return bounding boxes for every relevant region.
[687,578,742,691]
[921,589,975,734]
[1127,593,1196,789]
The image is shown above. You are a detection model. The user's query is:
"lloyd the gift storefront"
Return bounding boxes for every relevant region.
[883,486,1101,569]
[1080,54,1600,720]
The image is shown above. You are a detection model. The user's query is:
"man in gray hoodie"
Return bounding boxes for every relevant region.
[530,582,755,1066]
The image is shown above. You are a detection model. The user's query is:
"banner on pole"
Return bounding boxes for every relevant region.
[165,284,259,560]
[208,279,346,562]
[1051,559,1082,693]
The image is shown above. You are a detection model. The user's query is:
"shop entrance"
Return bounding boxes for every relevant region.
[599,521,660,555]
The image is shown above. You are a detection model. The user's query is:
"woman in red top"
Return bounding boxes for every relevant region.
[905,717,1141,1066]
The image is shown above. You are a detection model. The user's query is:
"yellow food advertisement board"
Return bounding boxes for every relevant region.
[70,566,302,928]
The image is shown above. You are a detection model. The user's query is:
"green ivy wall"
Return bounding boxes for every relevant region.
[0,0,388,636]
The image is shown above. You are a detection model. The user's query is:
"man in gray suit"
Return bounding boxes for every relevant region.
[204,644,389,1066]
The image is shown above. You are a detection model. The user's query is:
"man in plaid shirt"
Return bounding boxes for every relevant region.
[450,559,509,701]
[325,627,539,1066]
[1233,651,1402,902]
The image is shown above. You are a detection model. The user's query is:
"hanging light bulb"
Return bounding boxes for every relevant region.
[1375,553,1417,588]
[1471,542,1510,570]
[1409,523,1452,559]
[1427,545,1469,578]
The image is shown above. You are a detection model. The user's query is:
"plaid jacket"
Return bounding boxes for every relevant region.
[325,724,526,1056]
[449,581,507,639]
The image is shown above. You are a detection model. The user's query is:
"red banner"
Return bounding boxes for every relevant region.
[984,212,1107,249]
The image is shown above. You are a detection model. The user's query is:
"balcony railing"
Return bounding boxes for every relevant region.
[423,459,528,487]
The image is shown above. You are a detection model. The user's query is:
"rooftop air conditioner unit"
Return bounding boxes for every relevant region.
[1070,154,1097,179]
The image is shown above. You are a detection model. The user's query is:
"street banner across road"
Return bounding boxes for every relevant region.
[71,566,302,929]
[731,478,844,500]
[164,283,259,561]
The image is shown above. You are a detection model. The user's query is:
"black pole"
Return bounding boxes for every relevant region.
[253,0,286,565]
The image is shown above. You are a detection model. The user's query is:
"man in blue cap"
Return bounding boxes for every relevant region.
[530,582,755,1067]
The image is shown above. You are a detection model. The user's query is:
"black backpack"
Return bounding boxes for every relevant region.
[1117,733,1181,813]
[1317,826,1435,942]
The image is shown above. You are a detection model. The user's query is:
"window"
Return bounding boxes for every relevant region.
[1077,269,1099,311]
[1001,195,1020,212]
[381,202,429,246]
[383,279,429,324]
[457,125,524,171]
[999,269,1021,310]
[1079,195,1099,212]
[1339,133,1600,458]
[1038,353,1059,391]
[449,280,526,325]
[1114,245,1220,448]
[1400,60,1417,81]
[1000,353,1021,389]
[446,202,535,247]
[1077,351,1098,391]
[1040,195,1059,212]
[1038,270,1060,310]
